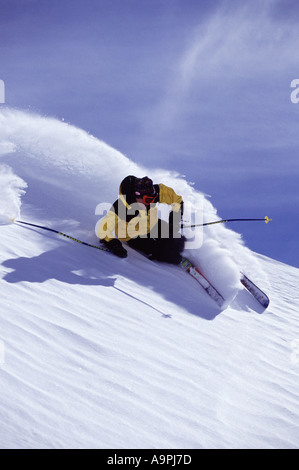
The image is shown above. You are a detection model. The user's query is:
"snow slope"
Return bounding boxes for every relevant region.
[0,108,298,449]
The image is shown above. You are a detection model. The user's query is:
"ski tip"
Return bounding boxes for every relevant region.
[259,296,270,309]
[264,298,270,309]
[240,273,270,309]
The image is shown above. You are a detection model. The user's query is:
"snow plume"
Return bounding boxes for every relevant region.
[0,164,27,224]
[0,107,261,294]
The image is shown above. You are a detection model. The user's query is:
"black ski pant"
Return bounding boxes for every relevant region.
[127,219,185,265]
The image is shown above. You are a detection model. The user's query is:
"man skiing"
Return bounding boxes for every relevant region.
[97,175,185,264]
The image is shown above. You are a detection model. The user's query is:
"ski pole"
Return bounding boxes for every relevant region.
[14,220,111,252]
[181,216,272,229]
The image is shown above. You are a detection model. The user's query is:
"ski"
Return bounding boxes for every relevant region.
[240,273,270,309]
[180,258,225,307]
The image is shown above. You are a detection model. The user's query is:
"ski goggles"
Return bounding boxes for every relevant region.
[135,192,158,205]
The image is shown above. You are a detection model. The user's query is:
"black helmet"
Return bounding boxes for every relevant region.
[134,176,156,197]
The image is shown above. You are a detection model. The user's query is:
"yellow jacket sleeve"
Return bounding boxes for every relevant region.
[158,184,183,212]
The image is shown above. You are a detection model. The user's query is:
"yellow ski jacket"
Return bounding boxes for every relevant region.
[97,176,183,243]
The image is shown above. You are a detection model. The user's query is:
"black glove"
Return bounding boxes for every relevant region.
[102,238,127,258]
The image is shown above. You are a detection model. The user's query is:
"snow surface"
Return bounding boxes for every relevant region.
[0,108,298,449]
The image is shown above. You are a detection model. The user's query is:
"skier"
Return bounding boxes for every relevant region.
[97,175,185,264]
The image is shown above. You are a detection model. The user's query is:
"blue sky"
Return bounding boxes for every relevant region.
[1,0,299,267]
